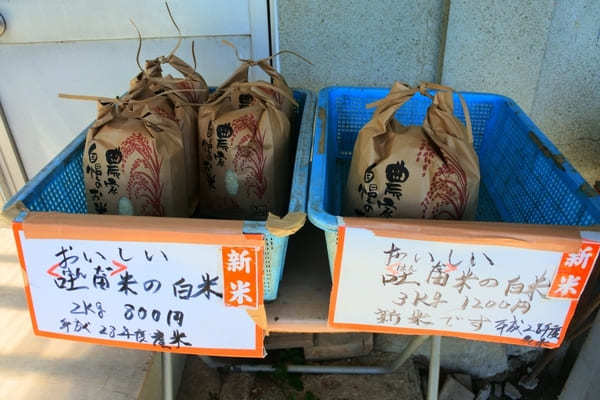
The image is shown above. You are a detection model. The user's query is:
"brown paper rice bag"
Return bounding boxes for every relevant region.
[83,61,188,217]
[209,56,295,122]
[343,82,480,220]
[145,54,209,213]
[197,81,296,220]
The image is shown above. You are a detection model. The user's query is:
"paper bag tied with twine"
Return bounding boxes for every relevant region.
[83,58,207,217]
[343,82,480,220]
[197,56,296,220]
[147,54,209,213]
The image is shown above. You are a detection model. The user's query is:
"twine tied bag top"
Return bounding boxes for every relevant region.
[343,82,480,220]
[208,53,296,119]
[147,54,209,213]
[83,55,208,217]
[197,50,298,220]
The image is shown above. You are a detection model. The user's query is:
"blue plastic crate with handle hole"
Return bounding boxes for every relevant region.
[308,87,600,273]
[3,89,315,301]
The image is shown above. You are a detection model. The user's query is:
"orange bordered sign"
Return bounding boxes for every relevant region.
[329,219,600,348]
[13,212,265,357]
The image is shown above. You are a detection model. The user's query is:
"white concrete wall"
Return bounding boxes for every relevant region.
[530,0,600,186]
[277,0,599,185]
[276,0,446,90]
[442,0,554,113]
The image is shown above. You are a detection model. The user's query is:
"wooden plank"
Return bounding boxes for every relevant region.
[265,333,314,350]
[0,0,251,43]
[304,333,373,360]
[265,224,349,333]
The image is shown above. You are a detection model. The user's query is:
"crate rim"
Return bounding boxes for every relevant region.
[307,86,600,233]
[318,85,517,100]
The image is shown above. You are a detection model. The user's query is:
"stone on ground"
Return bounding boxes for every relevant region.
[304,333,373,360]
[453,373,472,391]
[506,345,543,364]
[504,382,522,400]
[518,375,538,390]
[475,383,491,400]
[375,334,509,378]
[439,375,474,400]
[494,383,503,398]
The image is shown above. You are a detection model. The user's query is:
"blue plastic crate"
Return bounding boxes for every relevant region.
[4,89,315,301]
[308,87,600,272]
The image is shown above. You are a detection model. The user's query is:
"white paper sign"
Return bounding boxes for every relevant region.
[330,226,599,348]
[16,230,264,357]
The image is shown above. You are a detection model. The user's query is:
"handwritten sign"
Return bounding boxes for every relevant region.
[329,223,600,348]
[13,213,265,357]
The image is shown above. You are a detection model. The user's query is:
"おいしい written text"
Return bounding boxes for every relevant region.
[330,226,600,348]
[14,227,264,356]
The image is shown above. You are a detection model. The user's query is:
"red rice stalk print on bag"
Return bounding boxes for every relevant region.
[176,80,202,104]
[120,133,165,216]
[416,139,468,219]
[231,114,267,199]
[150,106,176,121]
[258,87,283,108]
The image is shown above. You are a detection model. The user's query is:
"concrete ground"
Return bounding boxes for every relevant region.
[177,352,423,400]
[0,226,157,400]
